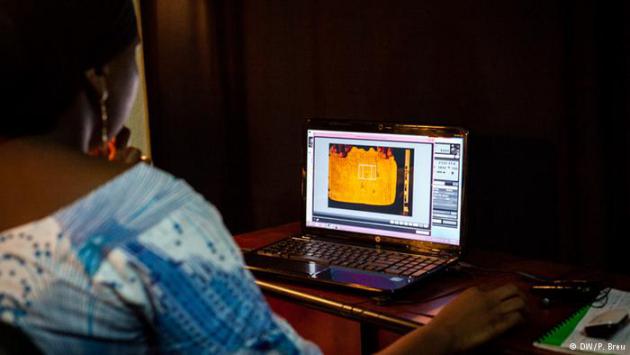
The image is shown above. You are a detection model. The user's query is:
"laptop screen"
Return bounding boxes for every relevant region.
[305,128,465,246]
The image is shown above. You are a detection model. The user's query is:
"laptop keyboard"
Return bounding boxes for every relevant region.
[256,237,447,277]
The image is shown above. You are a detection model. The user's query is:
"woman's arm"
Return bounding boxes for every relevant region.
[378,284,527,355]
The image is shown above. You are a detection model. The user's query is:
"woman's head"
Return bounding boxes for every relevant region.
[0,0,139,148]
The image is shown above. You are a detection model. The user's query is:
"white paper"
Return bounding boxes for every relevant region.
[561,289,630,354]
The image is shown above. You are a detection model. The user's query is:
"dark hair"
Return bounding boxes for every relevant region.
[0,0,138,137]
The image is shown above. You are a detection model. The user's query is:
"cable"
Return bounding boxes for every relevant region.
[591,287,612,308]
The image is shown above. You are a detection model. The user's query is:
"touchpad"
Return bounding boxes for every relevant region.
[315,266,413,291]
[245,254,328,276]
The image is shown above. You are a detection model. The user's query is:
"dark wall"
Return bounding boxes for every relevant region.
[141,1,630,272]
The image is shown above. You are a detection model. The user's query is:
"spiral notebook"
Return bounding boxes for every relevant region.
[534,305,590,353]
[533,289,630,354]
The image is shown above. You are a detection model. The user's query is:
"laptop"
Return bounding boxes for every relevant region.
[244,119,468,294]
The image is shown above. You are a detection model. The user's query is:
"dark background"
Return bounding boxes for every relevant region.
[140,1,629,273]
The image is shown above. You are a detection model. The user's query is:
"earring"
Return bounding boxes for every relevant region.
[92,75,117,160]
[90,72,116,160]
[99,75,109,150]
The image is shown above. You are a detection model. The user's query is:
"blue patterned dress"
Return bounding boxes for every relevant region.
[0,163,320,354]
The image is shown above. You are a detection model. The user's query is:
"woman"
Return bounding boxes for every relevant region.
[0,1,526,353]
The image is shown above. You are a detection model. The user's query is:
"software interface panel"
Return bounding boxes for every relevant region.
[305,129,464,246]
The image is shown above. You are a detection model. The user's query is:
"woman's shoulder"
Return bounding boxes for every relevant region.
[54,162,201,233]
[0,139,130,231]
[0,137,207,234]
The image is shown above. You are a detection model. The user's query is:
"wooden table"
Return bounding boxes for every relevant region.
[235,223,630,354]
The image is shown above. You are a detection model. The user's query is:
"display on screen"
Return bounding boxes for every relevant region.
[327,144,414,216]
[305,128,464,246]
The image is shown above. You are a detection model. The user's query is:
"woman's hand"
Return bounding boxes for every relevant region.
[428,284,527,353]
[378,283,527,355]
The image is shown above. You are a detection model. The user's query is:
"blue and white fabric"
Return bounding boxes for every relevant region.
[0,163,320,354]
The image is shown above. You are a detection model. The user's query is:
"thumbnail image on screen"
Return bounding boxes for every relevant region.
[328,144,414,216]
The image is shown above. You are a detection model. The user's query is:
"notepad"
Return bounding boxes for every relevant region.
[533,289,630,354]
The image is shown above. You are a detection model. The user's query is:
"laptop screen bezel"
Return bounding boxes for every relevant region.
[301,119,468,255]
